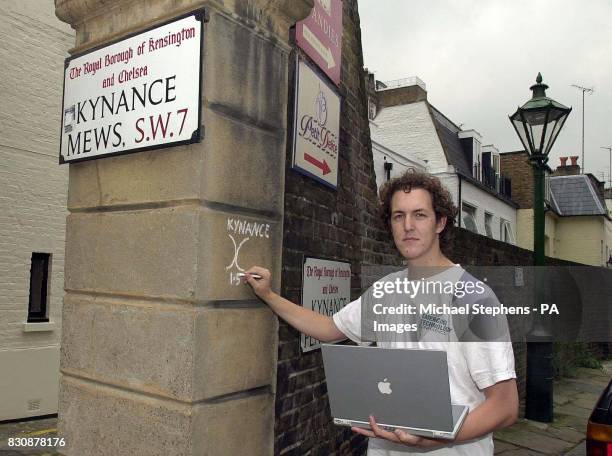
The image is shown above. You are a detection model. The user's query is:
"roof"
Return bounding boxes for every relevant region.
[428,105,472,176]
[549,175,608,217]
[428,105,518,208]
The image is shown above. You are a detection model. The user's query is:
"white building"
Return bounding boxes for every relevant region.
[0,1,73,420]
[367,76,517,244]
[371,139,427,193]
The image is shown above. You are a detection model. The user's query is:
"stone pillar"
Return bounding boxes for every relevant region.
[54,1,312,454]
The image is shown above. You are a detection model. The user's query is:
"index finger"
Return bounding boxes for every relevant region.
[245,266,268,276]
[369,415,401,443]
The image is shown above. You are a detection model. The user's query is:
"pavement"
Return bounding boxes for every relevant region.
[0,416,60,455]
[0,361,610,455]
[493,360,612,455]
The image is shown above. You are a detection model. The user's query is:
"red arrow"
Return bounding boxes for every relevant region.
[304,153,331,175]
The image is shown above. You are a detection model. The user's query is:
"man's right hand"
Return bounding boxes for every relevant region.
[242,265,346,343]
[243,266,273,301]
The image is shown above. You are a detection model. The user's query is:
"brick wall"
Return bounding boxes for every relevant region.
[276,1,400,454]
[376,84,428,109]
[500,151,534,209]
[448,228,545,413]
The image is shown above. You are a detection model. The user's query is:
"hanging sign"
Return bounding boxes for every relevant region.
[296,0,343,86]
[292,58,340,189]
[301,257,351,352]
[59,10,204,164]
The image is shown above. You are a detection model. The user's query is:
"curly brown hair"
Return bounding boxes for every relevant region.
[379,169,458,252]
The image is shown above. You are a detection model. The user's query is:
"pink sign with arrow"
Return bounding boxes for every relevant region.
[296,0,343,86]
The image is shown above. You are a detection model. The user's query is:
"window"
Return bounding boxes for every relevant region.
[462,203,479,234]
[484,213,494,238]
[368,98,377,120]
[473,140,482,180]
[492,154,500,174]
[493,154,501,191]
[500,219,515,244]
[544,174,551,204]
[28,253,50,322]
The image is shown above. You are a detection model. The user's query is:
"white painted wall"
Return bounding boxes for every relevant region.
[370,101,449,172]
[435,172,460,208]
[372,139,426,194]
[0,0,73,420]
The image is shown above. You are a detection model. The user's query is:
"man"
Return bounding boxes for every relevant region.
[244,171,518,455]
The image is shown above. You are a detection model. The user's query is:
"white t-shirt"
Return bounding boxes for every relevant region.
[332,265,516,456]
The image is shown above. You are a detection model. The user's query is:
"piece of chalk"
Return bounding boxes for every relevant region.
[236,272,262,279]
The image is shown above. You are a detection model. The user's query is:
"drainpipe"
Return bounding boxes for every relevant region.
[458,174,462,228]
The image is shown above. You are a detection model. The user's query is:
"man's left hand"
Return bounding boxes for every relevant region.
[351,415,447,448]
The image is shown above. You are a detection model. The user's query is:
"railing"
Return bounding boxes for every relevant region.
[377,76,426,92]
[482,165,512,199]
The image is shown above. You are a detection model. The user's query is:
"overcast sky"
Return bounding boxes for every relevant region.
[358,0,612,185]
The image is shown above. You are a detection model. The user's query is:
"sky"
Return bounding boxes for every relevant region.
[357,0,612,185]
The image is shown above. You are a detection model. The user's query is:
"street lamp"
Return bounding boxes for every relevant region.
[509,73,571,423]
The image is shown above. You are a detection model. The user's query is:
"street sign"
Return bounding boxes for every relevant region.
[59,10,204,164]
[292,58,340,189]
[301,257,351,352]
[296,0,342,86]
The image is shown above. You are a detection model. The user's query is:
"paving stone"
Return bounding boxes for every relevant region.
[564,441,586,456]
[495,423,574,454]
[543,425,585,444]
[553,413,588,433]
[494,440,520,454]
[565,378,610,393]
[555,404,593,420]
[553,394,572,406]
[497,449,546,455]
[572,397,599,411]
[575,367,608,379]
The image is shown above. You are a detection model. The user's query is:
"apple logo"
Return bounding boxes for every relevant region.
[378,378,392,395]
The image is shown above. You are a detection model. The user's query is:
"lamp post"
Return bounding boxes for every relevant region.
[509,73,571,422]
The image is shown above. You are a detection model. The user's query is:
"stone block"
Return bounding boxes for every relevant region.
[200,109,284,212]
[194,307,277,399]
[193,390,274,456]
[61,294,277,401]
[64,208,200,299]
[65,206,281,301]
[60,293,196,400]
[58,374,273,456]
[197,207,281,301]
[204,12,288,130]
[67,146,202,210]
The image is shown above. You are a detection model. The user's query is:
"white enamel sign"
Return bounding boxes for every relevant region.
[59,11,204,164]
[301,257,351,352]
[292,59,341,189]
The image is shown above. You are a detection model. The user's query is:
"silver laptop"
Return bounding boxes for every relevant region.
[321,344,468,440]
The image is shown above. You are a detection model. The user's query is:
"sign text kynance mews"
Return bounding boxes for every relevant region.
[59,11,204,164]
[301,257,351,352]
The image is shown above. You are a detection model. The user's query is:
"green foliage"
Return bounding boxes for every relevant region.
[553,342,604,379]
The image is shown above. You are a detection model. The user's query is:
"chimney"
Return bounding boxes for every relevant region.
[552,155,580,176]
[375,77,427,108]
